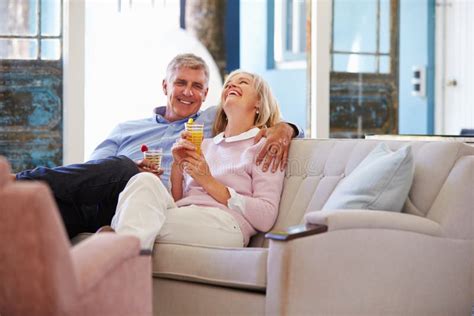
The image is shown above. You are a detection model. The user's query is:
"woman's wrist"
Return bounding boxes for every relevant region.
[171,161,183,174]
[197,174,214,188]
[200,176,231,204]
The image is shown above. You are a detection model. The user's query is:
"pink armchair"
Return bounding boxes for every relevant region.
[0,157,152,316]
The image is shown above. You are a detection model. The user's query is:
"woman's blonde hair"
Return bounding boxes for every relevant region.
[212,70,281,136]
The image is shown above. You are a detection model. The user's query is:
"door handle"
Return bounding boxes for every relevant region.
[446,79,457,87]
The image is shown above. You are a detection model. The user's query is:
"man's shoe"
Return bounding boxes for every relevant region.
[96,225,115,233]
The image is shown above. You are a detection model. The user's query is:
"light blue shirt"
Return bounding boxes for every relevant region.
[89,105,303,184]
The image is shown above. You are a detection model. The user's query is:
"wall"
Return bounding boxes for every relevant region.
[83,1,222,160]
[225,0,240,72]
[398,0,434,134]
[240,0,307,131]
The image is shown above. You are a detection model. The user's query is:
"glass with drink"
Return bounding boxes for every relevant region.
[185,119,204,154]
[143,147,163,171]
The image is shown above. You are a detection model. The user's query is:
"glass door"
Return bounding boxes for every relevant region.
[0,0,63,171]
[330,0,399,138]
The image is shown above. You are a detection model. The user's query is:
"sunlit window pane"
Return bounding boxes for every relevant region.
[379,56,391,73]
[285,0,293,51]
[333,53,376,73]
[41,0,61,36]
[0,0,38,36]
[41,39,60,60]
[0,38,37,59]
[379,0,390,53]
[333,0,376,53]
[285,0,306,53]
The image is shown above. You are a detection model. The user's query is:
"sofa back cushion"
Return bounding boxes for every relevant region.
[321,143,414,212]
[248,139,474,247]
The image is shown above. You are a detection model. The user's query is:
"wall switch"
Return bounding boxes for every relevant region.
[411,65,426,97]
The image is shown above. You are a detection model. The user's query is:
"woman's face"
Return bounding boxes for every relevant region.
[221,73,259,120]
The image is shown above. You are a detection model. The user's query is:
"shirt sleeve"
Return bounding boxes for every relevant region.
[285,121,305,138]
[237,162,285,232]
[88,124,122,161]
[227,187,246,214]
[279,114,304,138]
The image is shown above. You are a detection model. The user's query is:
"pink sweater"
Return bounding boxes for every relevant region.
[176,130,285,246]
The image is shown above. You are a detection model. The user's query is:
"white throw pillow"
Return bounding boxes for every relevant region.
[321,143,415,213]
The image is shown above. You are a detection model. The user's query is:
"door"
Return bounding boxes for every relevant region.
[0,0,63,172]
[330,0,399,138]
[436,0,474,135]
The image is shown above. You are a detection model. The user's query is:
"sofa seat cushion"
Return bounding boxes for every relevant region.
[73,234,268,291]
[152,242,268,291]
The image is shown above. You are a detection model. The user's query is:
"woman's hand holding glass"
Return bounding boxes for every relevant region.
[171,131,212,185]
[171,131,195,168]
[181,151,212,186]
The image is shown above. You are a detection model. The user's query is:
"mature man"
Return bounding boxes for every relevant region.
[14,53,302,238]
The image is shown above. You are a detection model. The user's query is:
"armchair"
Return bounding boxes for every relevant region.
[0,157,152,316]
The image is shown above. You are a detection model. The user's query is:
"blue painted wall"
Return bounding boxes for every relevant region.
[398,0,435,134]
[226,0,240,72]
[239,0,307,131]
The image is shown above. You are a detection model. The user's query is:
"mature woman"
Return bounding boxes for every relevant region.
[109,70,285,250]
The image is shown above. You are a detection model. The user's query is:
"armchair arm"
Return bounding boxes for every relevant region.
[71,233,144,293]
[305,209,442,237]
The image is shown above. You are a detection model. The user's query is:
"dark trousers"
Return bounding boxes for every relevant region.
[16,155,139,238]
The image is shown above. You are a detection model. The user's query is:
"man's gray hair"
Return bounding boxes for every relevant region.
[165,53,210,86]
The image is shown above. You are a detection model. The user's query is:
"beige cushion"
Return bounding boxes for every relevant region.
[152,242,268,291]
[74,236,269,291]
[306,209,442,236]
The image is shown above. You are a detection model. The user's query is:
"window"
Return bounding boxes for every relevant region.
[329,0,399,138]
[0,0,63,172]
[332,0,391,74]
[0,0,62,60]
[274,0,307,68]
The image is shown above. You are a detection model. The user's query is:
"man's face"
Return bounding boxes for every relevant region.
[162,67,209,122]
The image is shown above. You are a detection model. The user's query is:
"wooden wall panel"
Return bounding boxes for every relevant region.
[0,61,62,172]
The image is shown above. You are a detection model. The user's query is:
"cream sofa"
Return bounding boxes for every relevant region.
[78,139,474,315]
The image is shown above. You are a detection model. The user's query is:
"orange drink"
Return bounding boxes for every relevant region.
[185,119,204,154]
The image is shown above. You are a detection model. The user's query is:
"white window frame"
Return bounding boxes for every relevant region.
[274,0,307,69]
[309,0,331,138]
[63,0,85,164]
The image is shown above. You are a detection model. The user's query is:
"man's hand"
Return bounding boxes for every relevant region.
[135,159,164,177]
[255,122,294,172]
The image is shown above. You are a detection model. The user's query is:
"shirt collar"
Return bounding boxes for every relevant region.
[213,127,260,144]
[153,106,201,124]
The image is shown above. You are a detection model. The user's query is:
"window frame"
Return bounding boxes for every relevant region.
[0,0,63,61]
[330,0,393,75]
[272,0,308,70]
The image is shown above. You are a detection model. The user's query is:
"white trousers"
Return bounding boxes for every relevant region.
[111,173,244,250]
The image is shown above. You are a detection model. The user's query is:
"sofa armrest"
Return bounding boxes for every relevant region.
[306,209,442,237]
[71,233,145,293]
[266,228,472,315]
[265,223,327,241]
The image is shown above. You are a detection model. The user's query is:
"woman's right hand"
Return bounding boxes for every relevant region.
[171,131,196,166]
